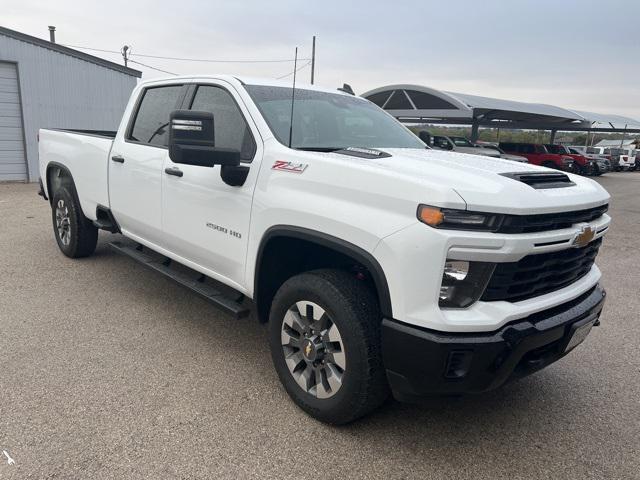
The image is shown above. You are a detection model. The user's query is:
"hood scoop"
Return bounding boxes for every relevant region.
[500,172,575,189]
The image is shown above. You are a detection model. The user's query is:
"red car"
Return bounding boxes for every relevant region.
[545,144,593,175]
[499,142,575,171]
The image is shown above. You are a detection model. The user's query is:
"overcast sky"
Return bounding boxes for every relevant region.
[4,0,640,118]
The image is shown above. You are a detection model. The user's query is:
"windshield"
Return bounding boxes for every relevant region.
[245,85,425,151]
[450,136,474,147]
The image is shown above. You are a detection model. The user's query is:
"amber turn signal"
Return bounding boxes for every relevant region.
[417,205,445,226]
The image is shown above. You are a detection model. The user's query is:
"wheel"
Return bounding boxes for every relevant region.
[51,186,98,258]
[268,269,389,424]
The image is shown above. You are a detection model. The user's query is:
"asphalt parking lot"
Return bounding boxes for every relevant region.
[0,173,639,479]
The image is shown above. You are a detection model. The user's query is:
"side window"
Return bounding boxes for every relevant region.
[433,136,452,149]
[190,85,256,162]
[128,85,184,147]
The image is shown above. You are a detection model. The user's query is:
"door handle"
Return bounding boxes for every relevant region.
[164,167,183,177]
[111,155,125,163]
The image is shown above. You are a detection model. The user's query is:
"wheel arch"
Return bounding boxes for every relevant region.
[254,225,392,323]
[46,162,78,206]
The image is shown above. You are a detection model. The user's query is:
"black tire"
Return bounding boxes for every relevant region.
[268,269,389,424]
[51,186,98,258]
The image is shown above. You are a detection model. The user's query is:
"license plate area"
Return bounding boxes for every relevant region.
[563,314,598,353]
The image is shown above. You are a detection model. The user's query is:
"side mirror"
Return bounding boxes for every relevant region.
[168,110,240,167]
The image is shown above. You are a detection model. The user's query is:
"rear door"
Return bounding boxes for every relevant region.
[109,83,186,246]
[161,81,262,290]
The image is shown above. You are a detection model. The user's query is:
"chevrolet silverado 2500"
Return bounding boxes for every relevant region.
[38,76,610,424]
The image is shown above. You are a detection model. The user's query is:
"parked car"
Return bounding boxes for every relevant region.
[499,142,575,171]
[545,144,596,175]
[37,75,610,424]
[568,147,610,175]
[595,147,635,171]
[432,135,501,158]
[476,144,528,163]
[619,148,637,171]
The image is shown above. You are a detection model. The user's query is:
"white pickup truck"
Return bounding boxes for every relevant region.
[38,75,611,424]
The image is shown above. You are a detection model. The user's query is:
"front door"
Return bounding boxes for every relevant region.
[161,81,262,291]
[109,83,185,246]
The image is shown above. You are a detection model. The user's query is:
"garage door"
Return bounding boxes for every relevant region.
[0,62,27,181]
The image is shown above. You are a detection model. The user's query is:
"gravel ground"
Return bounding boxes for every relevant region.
[0,174,638,479]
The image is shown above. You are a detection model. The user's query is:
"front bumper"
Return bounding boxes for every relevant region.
[381,284,606,402]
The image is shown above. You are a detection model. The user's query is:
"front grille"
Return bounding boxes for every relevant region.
[481,238,602,302]
[496,204,608,234]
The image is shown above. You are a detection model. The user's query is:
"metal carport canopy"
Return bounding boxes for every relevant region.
[360,84,640,133]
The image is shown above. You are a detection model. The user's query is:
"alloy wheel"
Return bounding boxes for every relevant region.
[280,301,346,399]
[55,199,71,246]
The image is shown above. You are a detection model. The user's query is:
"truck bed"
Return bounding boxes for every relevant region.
[38,128,114,220]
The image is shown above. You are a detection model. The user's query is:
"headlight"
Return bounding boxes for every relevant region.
[439,260,496,308]
[417,205,503,232]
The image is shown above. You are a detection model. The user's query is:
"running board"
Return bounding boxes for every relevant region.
[109,241,251,319]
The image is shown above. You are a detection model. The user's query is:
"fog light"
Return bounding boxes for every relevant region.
[445,350,473,379]
[439,260,495,308]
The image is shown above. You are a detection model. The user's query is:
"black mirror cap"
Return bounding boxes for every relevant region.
[168,109,241,167]
[170,144,241,167]
[169,110,215,147]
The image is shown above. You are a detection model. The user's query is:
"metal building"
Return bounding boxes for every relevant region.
[0,26,141,181]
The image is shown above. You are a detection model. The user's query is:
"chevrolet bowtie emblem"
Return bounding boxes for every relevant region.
[573,225,595,248]
[305,342,312,357]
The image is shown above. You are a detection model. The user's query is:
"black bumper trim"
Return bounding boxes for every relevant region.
[382,285,606,402]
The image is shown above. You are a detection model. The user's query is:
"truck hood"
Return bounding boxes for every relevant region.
[327,148,610,215]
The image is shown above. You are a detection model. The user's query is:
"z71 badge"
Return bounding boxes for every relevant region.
[272,160,308,174]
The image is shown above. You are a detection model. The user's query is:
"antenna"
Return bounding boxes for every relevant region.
[288,47,298,148]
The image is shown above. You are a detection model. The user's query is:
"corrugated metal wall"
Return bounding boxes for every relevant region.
[0,33,138,181]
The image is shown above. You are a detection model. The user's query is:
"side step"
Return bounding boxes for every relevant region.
[93,218,118,232]
[109,241,251,319]
[94,206,120,233]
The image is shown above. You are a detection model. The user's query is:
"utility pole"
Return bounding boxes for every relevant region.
[620,124,627,148]
[310,36,316,84]
[121,45,130,67]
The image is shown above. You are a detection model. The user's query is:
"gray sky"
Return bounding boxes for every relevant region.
[5,0,640,118]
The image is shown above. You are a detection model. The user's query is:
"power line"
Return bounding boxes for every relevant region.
[61,44,122,54]
[127,59,178,76]
[131,52,311,63]
[61,43,309,63]
[276,60,311,80]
